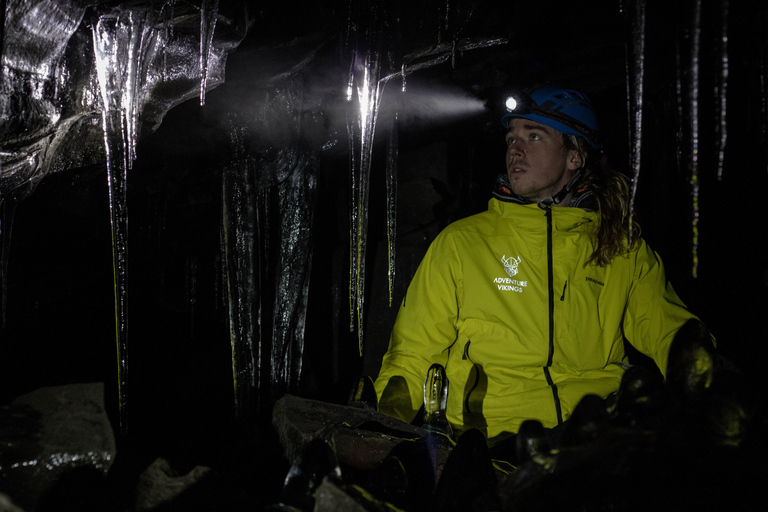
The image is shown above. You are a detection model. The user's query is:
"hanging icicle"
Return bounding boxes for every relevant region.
[353,51,383,355]
[345,1,385,356]
[270,149,317,397]
[688,0,702,278]
[92,8,154,434]
[675,41,685,176]
[715,0,729,182]
[160,0,176,81]
[199,0,219,106]
[385,113,399,307]
[347,60,359,335]
[222,117,259,417]
[624,0,646,248]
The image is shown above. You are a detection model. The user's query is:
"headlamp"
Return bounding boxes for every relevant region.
[504,91,533,114]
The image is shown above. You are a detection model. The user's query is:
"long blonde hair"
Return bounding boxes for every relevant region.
[565,136,641,266]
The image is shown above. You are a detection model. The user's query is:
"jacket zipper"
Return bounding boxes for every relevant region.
[543,205,563,425]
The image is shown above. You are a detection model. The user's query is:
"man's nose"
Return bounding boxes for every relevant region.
[507,140,523,156]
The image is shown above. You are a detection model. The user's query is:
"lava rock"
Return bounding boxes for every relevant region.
[0,383,116,511]
[134,458,212,512]
[272,394,437,472]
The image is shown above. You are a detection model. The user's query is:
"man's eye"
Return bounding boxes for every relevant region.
[506,138,516,146]
[530,133,541,141]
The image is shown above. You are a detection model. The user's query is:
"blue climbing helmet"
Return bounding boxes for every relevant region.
[501,86,600,149]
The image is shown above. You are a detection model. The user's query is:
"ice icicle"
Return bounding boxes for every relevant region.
[715,0,729,182]
[345,0,386,355]
[624,0,645,247]
[223,111,317,406]
[222,120,259,417]
[437,1,443,44]
[199,0,219,106]
[676,44,684,174]
[444,0,451,35]
[386,113,399,307]
[92,8,154,433]
[270,152,317,396]
[160,0,176,81]
[347,62,358,334]
[688,0,702,278]
[349,48,383,355]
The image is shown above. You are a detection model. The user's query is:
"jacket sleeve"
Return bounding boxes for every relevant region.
[622,240,701,378]
[374,230,461,423]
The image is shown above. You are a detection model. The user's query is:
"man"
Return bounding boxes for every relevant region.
[373,85,701,442]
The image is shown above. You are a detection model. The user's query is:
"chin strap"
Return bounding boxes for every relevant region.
[538,170,583,209]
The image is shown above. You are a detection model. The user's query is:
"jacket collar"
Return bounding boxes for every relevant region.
[488,197,597,233]
[491,173,598,211]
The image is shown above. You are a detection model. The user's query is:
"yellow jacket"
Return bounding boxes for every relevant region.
[375,198,697,438]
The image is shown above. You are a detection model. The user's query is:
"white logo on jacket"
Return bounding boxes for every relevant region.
[501,255,521,278]
[495,255,527,292]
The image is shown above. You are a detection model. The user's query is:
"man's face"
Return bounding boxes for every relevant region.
[505,118,581,202]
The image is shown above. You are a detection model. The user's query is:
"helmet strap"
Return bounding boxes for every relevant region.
[538,170,583,209]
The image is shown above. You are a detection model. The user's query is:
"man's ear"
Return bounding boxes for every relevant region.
[567,149,585,171]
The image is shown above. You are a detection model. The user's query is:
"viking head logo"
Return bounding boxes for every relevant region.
[501,255,522,278]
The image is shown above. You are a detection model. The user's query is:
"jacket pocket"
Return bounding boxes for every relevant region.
[462,340,472,361]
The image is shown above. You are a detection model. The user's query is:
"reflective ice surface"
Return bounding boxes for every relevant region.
[93,7,157,432]
[199,0,219,105]
[625,0,645,247]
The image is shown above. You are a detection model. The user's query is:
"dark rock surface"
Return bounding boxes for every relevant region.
[0,383,115,511]
[272,394,449,472]
[135,458,211,512]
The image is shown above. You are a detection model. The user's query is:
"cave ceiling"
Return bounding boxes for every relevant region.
[1,0,631,202]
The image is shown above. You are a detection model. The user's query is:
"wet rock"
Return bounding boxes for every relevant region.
[278,438,342,510]
[272,394,443,472]
[313,477,401,512]
[559,394,610,449]
[0,383,115,511]
[312,478,368,512]
[364,433,453,511]
[609,364,668,430]
[666,319,717,398]
[494,353,764,512]
[434,429,500,512]
[274,354,764,512]
[135,458,212,512]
